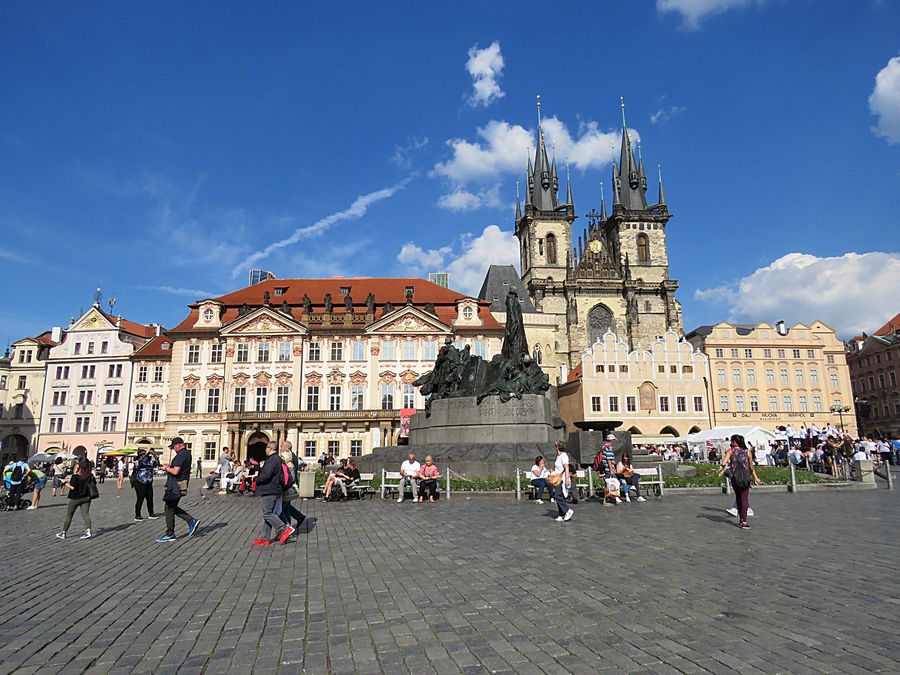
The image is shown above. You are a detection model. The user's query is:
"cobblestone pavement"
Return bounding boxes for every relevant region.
[0,476,898,675]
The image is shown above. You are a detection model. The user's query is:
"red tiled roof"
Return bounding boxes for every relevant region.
[133,335,173,359]
[565,363,583,384]
[169,278,503,334]
[873,312,900,337]
[97,308,159,339]
[33,331,58,346]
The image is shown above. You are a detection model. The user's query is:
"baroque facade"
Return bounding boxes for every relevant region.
[685,321,858,435]
[158,278,503,466]
[0,332,57,462]
[37,305,157,457]
[500,100,683,382]
[557,330,711,441]
[846,312,900,438]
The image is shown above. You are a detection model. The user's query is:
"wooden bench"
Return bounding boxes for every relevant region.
[381,469,447,500]
[347,472,376,500]
[634,466,664,497]
[518,469,553,501]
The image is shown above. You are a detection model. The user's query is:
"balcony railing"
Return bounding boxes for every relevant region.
[228,409,401,422]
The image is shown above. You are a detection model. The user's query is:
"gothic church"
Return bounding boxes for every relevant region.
[481,100,683,381]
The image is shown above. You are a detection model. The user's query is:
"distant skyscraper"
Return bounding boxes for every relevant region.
[428,272,449,288]
[249,269,276,286]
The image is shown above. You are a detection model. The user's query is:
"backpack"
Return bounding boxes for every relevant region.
[730,451,752,490]
[280,462,292,490]
[592,452,604,473]
[10,463,24,483]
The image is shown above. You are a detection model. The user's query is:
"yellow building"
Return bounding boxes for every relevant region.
[0,331,57,462]
[557,329,711,442]
[685,321,858,435]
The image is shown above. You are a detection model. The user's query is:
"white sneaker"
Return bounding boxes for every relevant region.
[555,516,564,522]
[748,508,755,517]
[535,499,543,505]
[80,530,92,539]
[637,496,646,502]
[564,509,574,521]
[625,495,631,503]
[55,532,66,540]
[26,505,37,510]
[726,507,738,518]
[396,497,403,503]
[615,497,622,505]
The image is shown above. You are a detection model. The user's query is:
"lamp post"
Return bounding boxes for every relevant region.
[830,404,851,433]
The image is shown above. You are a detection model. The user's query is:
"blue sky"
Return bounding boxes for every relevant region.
[2,0,899,343]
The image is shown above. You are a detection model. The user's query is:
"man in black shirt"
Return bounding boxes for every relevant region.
[157,437,200,542]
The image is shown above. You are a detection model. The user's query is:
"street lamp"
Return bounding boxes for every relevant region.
[830,404,851,433]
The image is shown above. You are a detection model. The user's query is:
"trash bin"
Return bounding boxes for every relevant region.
[297,470,316,498]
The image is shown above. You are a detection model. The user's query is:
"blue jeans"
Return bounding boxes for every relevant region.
[259,494,284,539]
[530,478,548,500]
[553,483,570,517]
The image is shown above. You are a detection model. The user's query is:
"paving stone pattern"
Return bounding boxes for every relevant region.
[0,475,898,674]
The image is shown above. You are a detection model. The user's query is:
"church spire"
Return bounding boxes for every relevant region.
[657,164,667,207]
[515,180,522,221]
[529,95,558,212]
[599,181,608,220]
[616,97,648,210]
[565,163,573,208]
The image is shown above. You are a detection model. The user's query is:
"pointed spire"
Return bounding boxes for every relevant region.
[530,94,558,211]
[657,164,667,207]
[565,163,573,208]
[515,181,522,221]
[616,97,648,210]
[638,142,647,192]
[550,143,559,194]
[611,160,620,206]
[599,181,608,220]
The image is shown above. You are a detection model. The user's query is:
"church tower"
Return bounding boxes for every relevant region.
[515,96,575,319]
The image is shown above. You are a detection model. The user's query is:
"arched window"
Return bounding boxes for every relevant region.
[546,233,557,265]
[532,345,543,365]
[588,304,614,345]
[637,234,649,263]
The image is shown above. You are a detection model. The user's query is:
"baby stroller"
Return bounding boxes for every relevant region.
[1,474,35,510]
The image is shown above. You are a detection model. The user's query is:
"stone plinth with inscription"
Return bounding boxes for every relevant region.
[358,392,569,478]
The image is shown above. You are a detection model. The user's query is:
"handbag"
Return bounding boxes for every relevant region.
[546,472,563,488]
[178,480,188,497]
[87,477,100,500]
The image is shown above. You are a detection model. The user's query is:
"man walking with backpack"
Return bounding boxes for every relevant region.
[156,437,200,543]
[253,442,293,546]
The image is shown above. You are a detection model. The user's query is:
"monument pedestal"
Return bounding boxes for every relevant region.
[357,393,568,478]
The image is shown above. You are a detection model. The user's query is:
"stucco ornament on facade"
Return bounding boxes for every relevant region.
[400,369,419,384]
[349,371,367,385]
[379,371,397,385]
[327,369,345,384]
[305,372,323,386]
[274,372,292,386]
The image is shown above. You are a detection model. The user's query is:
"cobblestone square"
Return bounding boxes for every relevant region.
[1,478,898,674]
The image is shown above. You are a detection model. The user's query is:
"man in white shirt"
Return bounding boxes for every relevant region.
[398,452,421,503]
[852,446,870,462]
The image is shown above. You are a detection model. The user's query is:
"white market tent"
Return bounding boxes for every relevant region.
[672,426,777,447]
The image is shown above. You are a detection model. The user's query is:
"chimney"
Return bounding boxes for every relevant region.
[116,316,122,328]
[155,324,161,336]
[51,326,62,343]
[775,320,787,336]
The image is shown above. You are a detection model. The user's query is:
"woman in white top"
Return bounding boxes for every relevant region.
[552,442,574,522]
[529,456,549,504]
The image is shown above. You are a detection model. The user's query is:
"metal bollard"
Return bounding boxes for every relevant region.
[515,468,521,501]
[887,463,894,490]
[789,462,797,493]
[587,467,595,498]
[446,467,451,500]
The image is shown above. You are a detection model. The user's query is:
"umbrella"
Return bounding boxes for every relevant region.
[28,453,55,464]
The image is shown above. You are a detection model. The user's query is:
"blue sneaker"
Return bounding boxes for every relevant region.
[187,519,200,537]
[156,534,176,543]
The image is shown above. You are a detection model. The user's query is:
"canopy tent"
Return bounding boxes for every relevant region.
[673,426,777,447]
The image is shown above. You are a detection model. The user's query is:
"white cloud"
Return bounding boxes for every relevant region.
[870,55,900,144]
[398,225,520,295]
[694,251,900,337]
[432,117,625,201]
[657,0,765,29]
[436,184,504,212]
[391,137,429,169]
[136,285,218,299]
[650,105,687,124]
[397,242,453,270]
[232,178,411,277]
[466,41,505,107]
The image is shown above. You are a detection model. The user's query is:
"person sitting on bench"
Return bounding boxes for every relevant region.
[615,454,646,503]
[529,456,549,503]
[417,456,439,503]
[322,459,350,500]
[397,452,421,503]
[335,460,360,500]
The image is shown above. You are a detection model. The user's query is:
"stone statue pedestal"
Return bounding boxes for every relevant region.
[358,393,568,478]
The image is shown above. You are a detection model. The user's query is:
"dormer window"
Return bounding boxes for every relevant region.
[462,306,474,320]
[203,308,214,322]
[274,287,287,296]
[339,287,350,297]
[161,342,171,350]
[405,286,414,295]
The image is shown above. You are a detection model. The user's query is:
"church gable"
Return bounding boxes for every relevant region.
[73,307,116,332]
